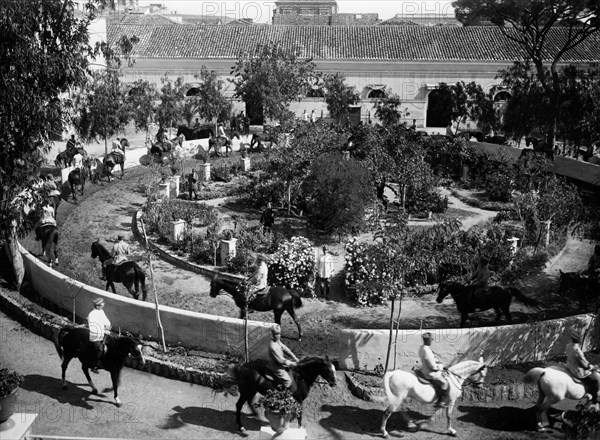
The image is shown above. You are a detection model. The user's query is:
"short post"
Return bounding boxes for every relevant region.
[199,163,211,182]
[220,238,238,265]
[240,157,251,172]
[158,182,170,199]
[342,150,350,161]
[170,219,186,241]
[507,236,520,265]
[170,175,181,198]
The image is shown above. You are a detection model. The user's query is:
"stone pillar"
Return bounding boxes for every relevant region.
[199,163,211,182]
[461,163,470,180]
[241,157,251,172]
[220,238,238,265]
[158,182,170,199]
[507,236,520,266]
[170,175,181,198]
[170,219,186,241]
[342,150,350,161]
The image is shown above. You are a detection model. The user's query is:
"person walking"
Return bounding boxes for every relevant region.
[310,109,317,123]
[419,332,450,407]
[566,329,600,404]
[87,297,111,373]
[316,245,334,300]
[260,202,275,233]
[267,326,299,390]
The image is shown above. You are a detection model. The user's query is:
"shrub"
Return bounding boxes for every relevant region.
[269,236,315,291]
[0,368,23,398]
[211,163,233,182]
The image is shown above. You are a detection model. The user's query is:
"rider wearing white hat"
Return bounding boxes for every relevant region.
[566,329,599,404]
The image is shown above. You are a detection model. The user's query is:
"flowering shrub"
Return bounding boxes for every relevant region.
[256,388,301,419]
[269,236,315,293]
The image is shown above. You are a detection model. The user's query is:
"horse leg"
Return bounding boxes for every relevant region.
[106,279,117,294]
[535,396,556,432]
[82,364,98,395]
[60,356,73,389]
[110,369,123,407]
[504,308,512,324]
[460,313,468,328]
[381,401,405,438]
[443,401,457,437]
[286,307,302,342]
[70,181,77,203]
[235,392,250,436]
[124,282,139,300]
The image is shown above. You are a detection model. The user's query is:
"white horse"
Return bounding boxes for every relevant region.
[523,366,599,432]
[380,358,488,437]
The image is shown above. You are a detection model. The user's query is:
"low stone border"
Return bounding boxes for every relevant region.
[0,288,229,389]
[344,371,539,404]
[132,210,243,282]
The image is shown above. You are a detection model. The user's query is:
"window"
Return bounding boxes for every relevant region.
[367,89,386,99]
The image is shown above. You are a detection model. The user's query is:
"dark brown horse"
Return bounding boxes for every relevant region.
[103,139,128,181]
[67,164,88,203]
[36,224,59,268]
[227,356,336,435]
[209,274,303,340]
[90,241,148,301]
[53,325,145,407]
[55,147,88,168]
[436,281,538,327]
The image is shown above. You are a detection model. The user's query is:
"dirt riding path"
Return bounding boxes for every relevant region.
[20,165,595,361]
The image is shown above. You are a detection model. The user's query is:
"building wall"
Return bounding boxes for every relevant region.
[122,58,511,127]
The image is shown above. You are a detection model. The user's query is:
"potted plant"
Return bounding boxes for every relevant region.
[0,368,23,425]
[257,387,301,435]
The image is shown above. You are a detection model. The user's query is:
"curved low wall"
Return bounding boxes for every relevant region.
[339,314,599,370]
[19,243,274,359]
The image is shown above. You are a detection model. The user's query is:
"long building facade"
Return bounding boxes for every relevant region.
[105,22,600,128]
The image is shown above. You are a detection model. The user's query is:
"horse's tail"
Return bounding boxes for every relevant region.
[53,327,65,361]
[523,367,545,385]
[291,290,303,309]
[509,287,539,307]
[137,267,148,301]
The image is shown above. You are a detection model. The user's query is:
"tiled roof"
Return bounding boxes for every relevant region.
[107,24,600,62]
[107,13,178,26]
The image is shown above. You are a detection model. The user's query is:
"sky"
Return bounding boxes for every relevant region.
[137,0,455,23]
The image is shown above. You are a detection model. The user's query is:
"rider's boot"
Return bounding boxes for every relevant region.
[434,386,450,408]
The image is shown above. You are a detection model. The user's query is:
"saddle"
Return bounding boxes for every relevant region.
[111,151,124,162]
[248,359,297,393]
[253,286,269,296]
[413,368,446,396]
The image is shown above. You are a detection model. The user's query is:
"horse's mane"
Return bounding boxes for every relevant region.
[93,241,111,258]
[297,356,324,367]
[448,359,483,376]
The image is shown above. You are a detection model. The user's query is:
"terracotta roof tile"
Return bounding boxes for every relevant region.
[106,24,600,62]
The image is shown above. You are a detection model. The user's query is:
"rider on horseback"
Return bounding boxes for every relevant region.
[246,254,269,296]
[469,256,491,297]
[268,326,299,391]
[87,297,111,373]
[111,138,124,160]
[101,235,130,280]
[419,332,450,407]
[566,329,600,405]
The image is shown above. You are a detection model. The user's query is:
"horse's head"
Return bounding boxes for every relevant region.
[468,357,488,388]
[124,333,146,365]
[319,356,337,387]
[298,356,337,388]
[209,275,221,298]
[91,240,105,260]
[436,282,451,303]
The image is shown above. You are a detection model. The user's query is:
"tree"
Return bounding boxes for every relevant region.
[230,42,316,123]
[156,76,187,134]
[303,153,374,237]
[437,81,489,135]
[77,69,129,153]
[125,80,159,148]
[454,0,600,146]
[323,73,360,124]
[193,67,232,129]
[374,89,403,126]
[0,0,98,286]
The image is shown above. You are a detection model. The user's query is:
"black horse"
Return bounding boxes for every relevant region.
[67,164,88,203]
[103,139,128,181]
[209,274,303,340]
[521,137,554,160]
[250,131,277,152]
[177,125,214,141]
[227,356,337,435]
[36,224,59,268]
[207,131,241,158]
[558,270,600,309]
[436,281,538,327]
[90,241,148,301]
[53,325,145,407]
[55,147,87,168]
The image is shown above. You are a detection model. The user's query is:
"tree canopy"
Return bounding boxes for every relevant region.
[230,42,316,123]
[323,73,360,124]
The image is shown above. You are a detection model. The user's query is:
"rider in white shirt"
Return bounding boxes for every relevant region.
[247,254,269,296]
[87,297,111,372]
[419,332,450,407]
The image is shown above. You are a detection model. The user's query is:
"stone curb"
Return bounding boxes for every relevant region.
[132,210,243,283]
[344,371,539,404]
[0,289,230,390]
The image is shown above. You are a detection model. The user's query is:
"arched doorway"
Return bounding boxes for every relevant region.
[493,91,511,102]
[367,89,386,99]
[426,89,453,128]
[186,87,201,97]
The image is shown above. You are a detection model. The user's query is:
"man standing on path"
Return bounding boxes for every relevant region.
[260,202,275,233]
[316,245,334,300]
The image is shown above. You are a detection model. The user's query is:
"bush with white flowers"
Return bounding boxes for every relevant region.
[268,236,315,294]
